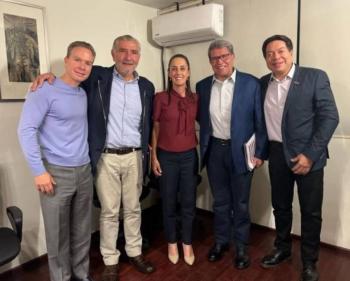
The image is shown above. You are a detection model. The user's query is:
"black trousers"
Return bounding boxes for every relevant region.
[157,148,198,244]
[207,138,253,246]
[268,141,324,265]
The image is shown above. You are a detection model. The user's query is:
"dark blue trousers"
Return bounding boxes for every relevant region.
[157,148,198,244]
[207,138,253,246]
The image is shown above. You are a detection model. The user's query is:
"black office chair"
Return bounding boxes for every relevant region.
[0,206,23,266]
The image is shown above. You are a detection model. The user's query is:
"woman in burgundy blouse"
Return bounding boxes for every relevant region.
[151,54,198,266]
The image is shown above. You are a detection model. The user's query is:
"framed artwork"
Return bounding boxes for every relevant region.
[0,0,49,101]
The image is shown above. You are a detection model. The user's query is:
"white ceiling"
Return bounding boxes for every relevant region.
[125,0,195,10]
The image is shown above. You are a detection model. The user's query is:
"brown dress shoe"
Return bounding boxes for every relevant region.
[102,264,119,281]
[129,255,155,274]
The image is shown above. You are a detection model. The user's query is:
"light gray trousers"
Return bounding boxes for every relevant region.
[40,162,93,281]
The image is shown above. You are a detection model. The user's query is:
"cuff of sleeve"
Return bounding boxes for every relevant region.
[31,163,46,177]
[302,149,319,163]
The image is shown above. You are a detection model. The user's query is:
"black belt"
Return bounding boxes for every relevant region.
[269,141,283,146]
[211,136,231,145]
[103,147,141,155]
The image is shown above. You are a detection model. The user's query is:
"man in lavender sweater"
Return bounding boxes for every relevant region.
[18,41,96,281]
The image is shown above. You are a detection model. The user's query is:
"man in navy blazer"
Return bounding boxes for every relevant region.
[259,35,339,281]
[196,39,268,269]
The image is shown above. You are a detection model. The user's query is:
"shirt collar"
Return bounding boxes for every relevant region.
[212,68,236,85]
[113,68,139,82]
[270,63,295,82]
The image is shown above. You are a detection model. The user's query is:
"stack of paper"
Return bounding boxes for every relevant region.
[244,134,256,171]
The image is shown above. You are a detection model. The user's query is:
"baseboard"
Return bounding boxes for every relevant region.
[0,254,47,276]
[196,207,350,255]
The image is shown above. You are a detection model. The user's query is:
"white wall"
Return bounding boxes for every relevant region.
[0,0,160,272]
[1,0,349,273]
[295,0,350,245]
[167,0,350,250]
[300,0,350,136]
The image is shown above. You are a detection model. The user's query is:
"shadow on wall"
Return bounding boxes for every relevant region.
[50,59,64,77]
[317,137,348,247]
[0,166,7,226]
[249,164,272,227]
[196,168,213,211]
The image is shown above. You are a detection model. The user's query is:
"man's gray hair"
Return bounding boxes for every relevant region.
[112,34,141,52]
[208,39,234,58]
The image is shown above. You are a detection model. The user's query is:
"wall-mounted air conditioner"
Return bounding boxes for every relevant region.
[151,3,224,47]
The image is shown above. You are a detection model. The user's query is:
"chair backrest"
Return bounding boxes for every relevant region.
[6,206,23,242]
[0,206,23,266]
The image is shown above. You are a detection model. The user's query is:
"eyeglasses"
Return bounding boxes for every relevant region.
[209,53,232,63]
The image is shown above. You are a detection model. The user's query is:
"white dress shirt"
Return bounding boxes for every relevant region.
[209,70,236,140]
[264,64,295,142]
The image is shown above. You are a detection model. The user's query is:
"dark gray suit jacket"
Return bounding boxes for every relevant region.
[261,65,339,171]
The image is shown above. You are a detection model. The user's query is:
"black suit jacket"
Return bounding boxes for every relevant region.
[261,65,339,171]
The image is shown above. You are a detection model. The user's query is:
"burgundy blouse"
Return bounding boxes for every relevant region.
[153,90,198,152]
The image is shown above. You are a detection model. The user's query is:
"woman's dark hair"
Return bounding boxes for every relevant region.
[262,35,293,58]
[166,54,194,104]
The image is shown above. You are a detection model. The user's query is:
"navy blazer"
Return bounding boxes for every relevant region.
[196,70,268,174]
[81,65,155,176]
[261,65,339,171]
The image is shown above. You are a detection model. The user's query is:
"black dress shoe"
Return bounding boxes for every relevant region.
[260,249,291,268]
[301,264,319,281]
[129,255,155,274]
[208,243,229,262]
[234,246,250,269]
